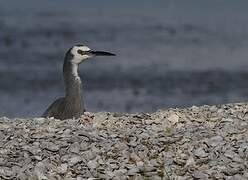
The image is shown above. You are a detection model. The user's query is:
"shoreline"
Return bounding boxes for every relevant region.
[0,103,247,179]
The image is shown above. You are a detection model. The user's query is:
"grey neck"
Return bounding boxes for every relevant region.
[63,57,83,106]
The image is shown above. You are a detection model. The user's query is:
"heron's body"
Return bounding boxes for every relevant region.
[42,44,115,120]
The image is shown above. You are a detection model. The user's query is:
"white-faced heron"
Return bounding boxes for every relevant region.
[42,44,115,120]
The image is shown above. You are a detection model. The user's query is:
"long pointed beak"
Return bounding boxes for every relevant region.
[90,51,116,56]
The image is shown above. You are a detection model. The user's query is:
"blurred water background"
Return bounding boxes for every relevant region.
[1,0,248,118]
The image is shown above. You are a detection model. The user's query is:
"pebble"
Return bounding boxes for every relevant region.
[87,159,98,169]
[42,142,60,152]
[69,142,80,153]
[207,136,224,147]
[167,114,179,125]
[194,147,208,158]
[193,171,209,179]
[57,163,68,174]
[0,167,15,178]
[0,103,247,179]
[127,167,139,175]
[185,156,195,167]
[68,156,83,166]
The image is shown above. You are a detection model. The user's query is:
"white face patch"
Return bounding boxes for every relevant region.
[70,45,91,64]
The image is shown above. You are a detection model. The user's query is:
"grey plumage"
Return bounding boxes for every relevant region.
[42,44,115,120]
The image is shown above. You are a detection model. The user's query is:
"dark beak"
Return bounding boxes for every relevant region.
[90,51,116,56]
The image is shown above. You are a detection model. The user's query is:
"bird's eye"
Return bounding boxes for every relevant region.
[77,49,84,55]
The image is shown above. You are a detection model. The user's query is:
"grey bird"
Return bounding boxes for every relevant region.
[42,44,115,120]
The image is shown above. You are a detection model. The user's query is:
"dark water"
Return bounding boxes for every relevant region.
[1,0,248,118]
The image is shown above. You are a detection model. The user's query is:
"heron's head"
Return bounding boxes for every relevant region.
[68,44,115,64]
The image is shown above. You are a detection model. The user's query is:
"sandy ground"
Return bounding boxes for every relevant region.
[0,103,247,179]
